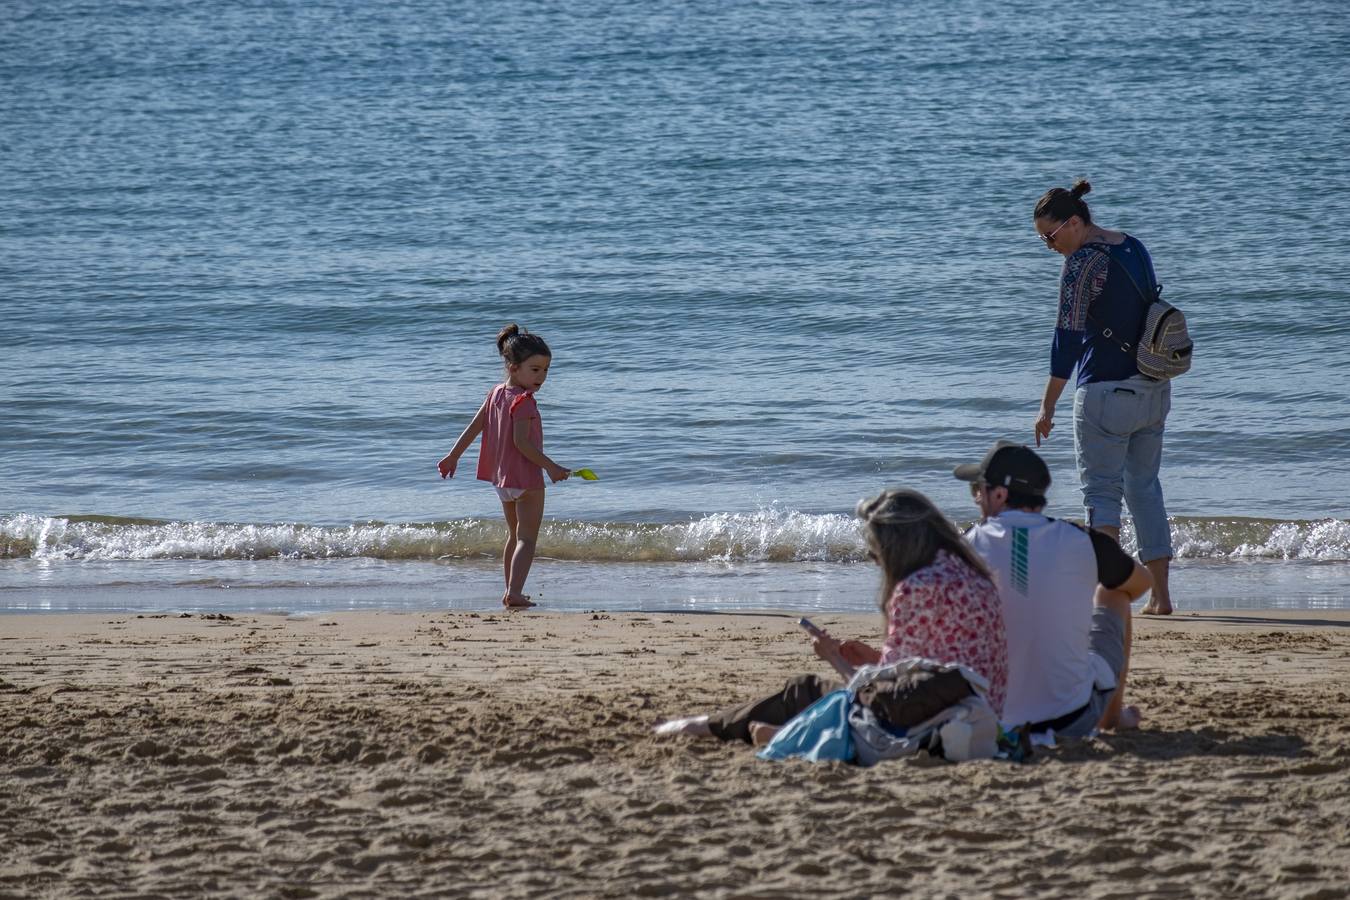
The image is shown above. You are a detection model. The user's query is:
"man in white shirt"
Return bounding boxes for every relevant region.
[954,440,1153,736]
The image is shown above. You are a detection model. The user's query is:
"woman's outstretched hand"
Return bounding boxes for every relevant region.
[437,455,456,479]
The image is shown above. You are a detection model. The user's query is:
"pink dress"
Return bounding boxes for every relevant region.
[877,549,1009,716]
[475,384,545,490]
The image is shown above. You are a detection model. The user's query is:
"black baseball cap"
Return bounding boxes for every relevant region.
[952,440,1051,495]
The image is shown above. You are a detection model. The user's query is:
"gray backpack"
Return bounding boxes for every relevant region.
[1090,249,1194,381]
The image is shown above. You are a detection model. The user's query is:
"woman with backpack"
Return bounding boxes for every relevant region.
[1031,179,1179,615]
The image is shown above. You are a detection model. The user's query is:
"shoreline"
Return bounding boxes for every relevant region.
[4,606,1350,625]
[3,610,1349,897]
[3,556,1348,617]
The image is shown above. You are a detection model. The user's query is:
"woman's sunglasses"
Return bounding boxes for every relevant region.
[1039,217,1073,248]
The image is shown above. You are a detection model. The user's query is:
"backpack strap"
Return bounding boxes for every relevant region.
[1111,242,1162,305]
[1083,240,1161,356]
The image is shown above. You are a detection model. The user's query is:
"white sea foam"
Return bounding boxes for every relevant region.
[0,510,866,563]
[3,512,1349,564]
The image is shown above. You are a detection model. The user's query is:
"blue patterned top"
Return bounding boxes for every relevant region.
[1049,234,1159,385]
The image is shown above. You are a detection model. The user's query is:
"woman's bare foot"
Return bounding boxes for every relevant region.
[1141,559,1173,615]
[653,716,711,738]
[748,721,781,746]
[502,593,536,608]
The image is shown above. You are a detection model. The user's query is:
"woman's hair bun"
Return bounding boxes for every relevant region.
[1069,179,1092,199]
[496,323,521,353]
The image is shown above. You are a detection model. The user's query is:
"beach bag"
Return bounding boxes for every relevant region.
[758,659,999,766]
[1091,249,1194,381]
[848,659,1000,766]
[756,689,854,763]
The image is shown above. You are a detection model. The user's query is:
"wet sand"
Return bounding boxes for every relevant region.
[2,608,1349,898]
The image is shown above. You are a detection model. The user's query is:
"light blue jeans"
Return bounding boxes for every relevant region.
[1072,375,1173,562]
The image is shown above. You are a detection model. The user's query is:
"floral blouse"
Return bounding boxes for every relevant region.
[877,549,1008,715]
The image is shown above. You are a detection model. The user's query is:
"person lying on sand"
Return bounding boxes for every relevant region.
[656,488,1009,745]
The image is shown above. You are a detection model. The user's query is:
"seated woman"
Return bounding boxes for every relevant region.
[656,488,1008,745]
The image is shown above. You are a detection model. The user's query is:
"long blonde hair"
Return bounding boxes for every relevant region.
[856,488,993,609]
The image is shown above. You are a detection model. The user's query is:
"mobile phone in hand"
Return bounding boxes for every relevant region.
[797,617,825,638]
[799,617,853,679]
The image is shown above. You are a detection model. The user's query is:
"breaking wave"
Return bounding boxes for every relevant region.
[2,512,1347,564]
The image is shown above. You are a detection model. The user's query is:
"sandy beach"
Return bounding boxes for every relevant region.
[2,608,1349,899]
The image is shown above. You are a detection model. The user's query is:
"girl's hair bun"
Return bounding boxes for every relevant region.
[1069,179,1092,199]
[496,323,552,365]
[496,323,521,354]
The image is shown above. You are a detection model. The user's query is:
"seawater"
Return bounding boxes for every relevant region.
[3,0,1349,613]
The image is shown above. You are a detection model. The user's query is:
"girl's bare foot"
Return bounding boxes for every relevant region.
[1139,600,1173,616]
[503,593,536,608]
[749,721,781,746]
[653,716,711,737]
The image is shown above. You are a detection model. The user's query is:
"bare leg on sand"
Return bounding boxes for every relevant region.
[501,490,543,608]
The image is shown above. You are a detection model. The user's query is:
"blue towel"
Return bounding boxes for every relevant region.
[756,689,854,763]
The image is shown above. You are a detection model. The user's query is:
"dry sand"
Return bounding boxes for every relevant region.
[2,608,1349,899]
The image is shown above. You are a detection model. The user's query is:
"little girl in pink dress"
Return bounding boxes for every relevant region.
[438,324,571,608]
